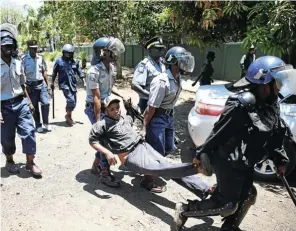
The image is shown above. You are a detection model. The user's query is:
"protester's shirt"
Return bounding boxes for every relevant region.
[89,115,141,154]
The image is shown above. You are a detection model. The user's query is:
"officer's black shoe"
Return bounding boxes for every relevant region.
[220,219,243,231]
[173,202,188,231]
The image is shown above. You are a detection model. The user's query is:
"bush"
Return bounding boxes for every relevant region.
[78,51,87,61]
[43,50,61,62]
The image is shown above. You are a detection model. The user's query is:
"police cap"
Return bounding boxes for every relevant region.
[27,40,38,48]
[144,36,166,50]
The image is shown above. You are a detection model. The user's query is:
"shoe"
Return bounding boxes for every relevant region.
[65,115,74,126]
[5,160,20,174]
[36,127,44,133]
[43,124,52,131]
[26,162,42,176]
[99,174,121,187]
[140,177,167,193]
[173,202,188,231]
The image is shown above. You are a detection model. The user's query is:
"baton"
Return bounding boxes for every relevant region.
[52,88,55,119]
[279,172,296,207]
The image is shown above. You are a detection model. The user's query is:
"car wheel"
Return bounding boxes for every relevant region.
[254,138,296,182]
[180,137,197,163]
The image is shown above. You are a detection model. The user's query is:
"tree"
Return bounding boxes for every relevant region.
[0,5,24,25]
[242,1,296,66]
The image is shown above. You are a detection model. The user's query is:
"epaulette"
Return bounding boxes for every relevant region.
[232,91,256,112]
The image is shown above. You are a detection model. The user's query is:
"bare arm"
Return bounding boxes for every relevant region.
[92,88,101,121]
[90,143,118,165]
[131,83,149,97]
[43,71,49,86]
[143,106,156,127]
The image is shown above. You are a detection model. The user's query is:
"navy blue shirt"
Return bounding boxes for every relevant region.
[52,57,83,92]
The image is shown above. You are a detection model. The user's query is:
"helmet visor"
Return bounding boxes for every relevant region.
[272,65,296,94]
[178,54,195,73]
[108,38,125,56]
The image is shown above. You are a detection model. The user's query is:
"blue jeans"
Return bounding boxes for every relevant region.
[138,98,148,114]
[1,98,36,155]
[27,81,50,128]
[145,114,174,156]
[62,88,76,112]
[84,103,109,167]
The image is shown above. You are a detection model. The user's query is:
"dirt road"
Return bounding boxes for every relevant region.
[1,72,296,231]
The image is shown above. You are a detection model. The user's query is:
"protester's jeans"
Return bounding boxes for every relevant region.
[125,142,210,194]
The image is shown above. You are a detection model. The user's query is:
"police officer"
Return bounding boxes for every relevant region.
[142,46,195,192]
[51,44,84,126]
[192,51,216,86]
[240,45,256,78]
[132,36,166,113]
[0,24,42,176]
[173,56,294,231]
[23,40,51,133]
[85,36,125,187]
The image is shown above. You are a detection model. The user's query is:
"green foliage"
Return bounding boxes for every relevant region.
[0,5,24,25]
[78,51,87,61]
[43,50,61,62]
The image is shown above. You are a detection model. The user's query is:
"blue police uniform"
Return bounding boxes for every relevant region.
[146,69,182,156]
[1,57,36,155]
[52,57,83,112]
[23,52,49,128]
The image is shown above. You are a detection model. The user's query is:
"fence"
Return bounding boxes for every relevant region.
[75,42,265,82]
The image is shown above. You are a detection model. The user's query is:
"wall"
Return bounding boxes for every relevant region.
[75,42,265,82]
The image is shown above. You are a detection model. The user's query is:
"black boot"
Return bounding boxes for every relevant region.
[173,202,188,231]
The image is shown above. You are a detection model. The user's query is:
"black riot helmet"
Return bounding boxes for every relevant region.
[91,37,125,65]
[164,46,195,73]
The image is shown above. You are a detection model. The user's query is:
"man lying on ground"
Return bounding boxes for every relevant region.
[88,96,214,196]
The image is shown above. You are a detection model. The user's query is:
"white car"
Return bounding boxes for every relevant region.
[185,83,296,181]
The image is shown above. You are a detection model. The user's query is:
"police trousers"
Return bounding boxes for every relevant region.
[62,88,77,112]
[27,81,50,128]
[125,142,210,194]
[146,113,174,156]
[212,153,254,204]
[1,97,36,155]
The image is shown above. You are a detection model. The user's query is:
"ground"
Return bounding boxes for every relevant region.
[1,65,296,231]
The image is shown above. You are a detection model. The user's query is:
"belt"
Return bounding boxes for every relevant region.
[155,108,174,116]
[26,80,43,86]
[1,95,24,105]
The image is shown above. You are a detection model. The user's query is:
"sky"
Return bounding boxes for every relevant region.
[1,0,44,11]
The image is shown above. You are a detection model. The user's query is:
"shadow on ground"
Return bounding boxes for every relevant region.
[76,169,175,226]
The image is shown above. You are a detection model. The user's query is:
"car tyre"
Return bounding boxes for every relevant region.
[254,137,296,182]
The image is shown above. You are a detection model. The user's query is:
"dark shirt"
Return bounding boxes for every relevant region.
[89,115,142,154]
